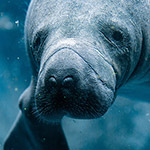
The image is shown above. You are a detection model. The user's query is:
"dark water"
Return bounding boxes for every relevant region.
[0,1,150,150]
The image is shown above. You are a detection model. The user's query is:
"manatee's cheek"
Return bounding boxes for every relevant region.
[34,49,116,121]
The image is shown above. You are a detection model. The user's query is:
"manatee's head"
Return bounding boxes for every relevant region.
[25,0,142,122]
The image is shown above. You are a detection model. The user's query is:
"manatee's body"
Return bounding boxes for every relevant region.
[4,0,150,149]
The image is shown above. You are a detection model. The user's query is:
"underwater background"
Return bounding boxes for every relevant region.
[0,0,150,149]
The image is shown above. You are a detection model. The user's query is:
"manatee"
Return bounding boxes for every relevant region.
[4,0,150,149]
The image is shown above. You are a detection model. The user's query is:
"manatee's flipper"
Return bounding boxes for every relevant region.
[4,79,69,150]
[4,113,69,150]
[4,112,37,150]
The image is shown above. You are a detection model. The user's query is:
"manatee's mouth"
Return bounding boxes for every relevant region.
[33,48,116,122]
[34,83,111,122]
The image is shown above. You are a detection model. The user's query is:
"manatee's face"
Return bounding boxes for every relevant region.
[25,0,142,122]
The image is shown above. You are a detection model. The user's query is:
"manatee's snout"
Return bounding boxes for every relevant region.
[35,49,86,120]
[35,47,116,122]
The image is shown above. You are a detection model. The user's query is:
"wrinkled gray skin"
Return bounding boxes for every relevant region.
[4,0,150,149]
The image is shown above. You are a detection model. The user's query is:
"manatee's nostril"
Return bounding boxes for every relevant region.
[62,76,74,88]
[48,76,57,87]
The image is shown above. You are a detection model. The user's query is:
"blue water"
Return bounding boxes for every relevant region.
[0,1,150,150]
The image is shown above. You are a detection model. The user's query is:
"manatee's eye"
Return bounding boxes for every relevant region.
[112,31,123,42]
[32,30,48,67]
[32,33,43,66]
[33,35,41,50]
